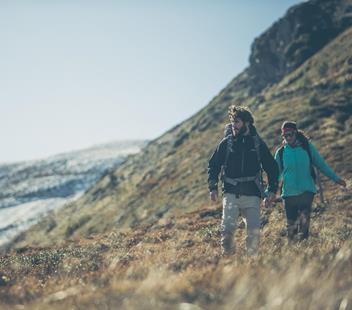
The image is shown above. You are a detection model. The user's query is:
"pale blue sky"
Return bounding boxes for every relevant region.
[0,0,302,163]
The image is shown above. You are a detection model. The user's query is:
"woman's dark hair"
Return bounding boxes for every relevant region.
[281,121,310,142]
[281,121,297,131]
[228,105,254,124]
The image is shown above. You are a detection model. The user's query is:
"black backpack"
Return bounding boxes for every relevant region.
[222,123,265,197]
[223,123,262,166]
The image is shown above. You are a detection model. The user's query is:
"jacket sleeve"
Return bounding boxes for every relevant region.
[260,141,279,194]
[207,139,227,192]
[309,142,341,182]
[274,149,283,182]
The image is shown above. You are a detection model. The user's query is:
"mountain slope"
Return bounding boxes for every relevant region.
[12,0,352,248]
[0,141,145,247]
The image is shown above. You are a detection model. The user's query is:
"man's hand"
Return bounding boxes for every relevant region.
[263,192,276,208]
[210,190,218,202]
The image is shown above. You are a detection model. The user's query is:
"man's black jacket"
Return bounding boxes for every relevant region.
[207,127,279,197]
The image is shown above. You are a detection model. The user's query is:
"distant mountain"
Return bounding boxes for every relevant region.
[11,0,352,248]
[0,140,146,246]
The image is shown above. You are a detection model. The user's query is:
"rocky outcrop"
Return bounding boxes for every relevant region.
[247,0,352,93]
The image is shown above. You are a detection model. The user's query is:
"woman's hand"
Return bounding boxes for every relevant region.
[336,179,347,187]
[210,190,218,202]
[263,192,276,208]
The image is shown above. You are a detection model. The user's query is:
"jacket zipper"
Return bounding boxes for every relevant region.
[295,148,298,190]
[240,137,245,194]
[241,137,245,174]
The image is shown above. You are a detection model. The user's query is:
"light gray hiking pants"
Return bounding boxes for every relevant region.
[221,194,261,256]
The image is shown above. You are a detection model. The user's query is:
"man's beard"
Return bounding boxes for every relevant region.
[234,126,246,137]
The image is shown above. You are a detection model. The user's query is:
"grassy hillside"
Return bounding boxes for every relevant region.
[12,23,352,249]
[1,186,351,309]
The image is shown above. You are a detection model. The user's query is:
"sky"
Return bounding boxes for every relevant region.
[0,0,302,163]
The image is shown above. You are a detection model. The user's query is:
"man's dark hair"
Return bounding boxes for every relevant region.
[228,105,254,125]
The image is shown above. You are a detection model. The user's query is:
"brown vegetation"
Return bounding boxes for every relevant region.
[1,183,352,309]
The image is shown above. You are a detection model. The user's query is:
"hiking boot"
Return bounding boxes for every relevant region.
[246,248,259,258]
[221,235,235,256]
[222,247,235,257]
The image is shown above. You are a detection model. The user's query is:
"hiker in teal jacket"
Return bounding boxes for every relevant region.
[275,121,346,242]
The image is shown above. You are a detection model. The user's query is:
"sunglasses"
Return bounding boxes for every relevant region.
[282,132,295,139]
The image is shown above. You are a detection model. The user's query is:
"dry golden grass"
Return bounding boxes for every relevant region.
[1,183,352,309]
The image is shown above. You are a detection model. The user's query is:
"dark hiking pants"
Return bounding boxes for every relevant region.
[283,192,315,242]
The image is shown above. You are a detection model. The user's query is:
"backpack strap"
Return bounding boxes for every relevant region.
[222,123,233,173]
[223,174,259,186]
[278,145,285,172]
[223,135,233,172]
[253,135,262,165]
[253,135,265,198]
[298,136,316,181]
[277,145,285,195]
[223,173,265,198]
[224,123,232,137]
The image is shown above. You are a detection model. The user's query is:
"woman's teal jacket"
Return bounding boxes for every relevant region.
[274,142,341,197]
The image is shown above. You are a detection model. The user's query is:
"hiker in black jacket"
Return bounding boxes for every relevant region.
[208,105,279,256]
